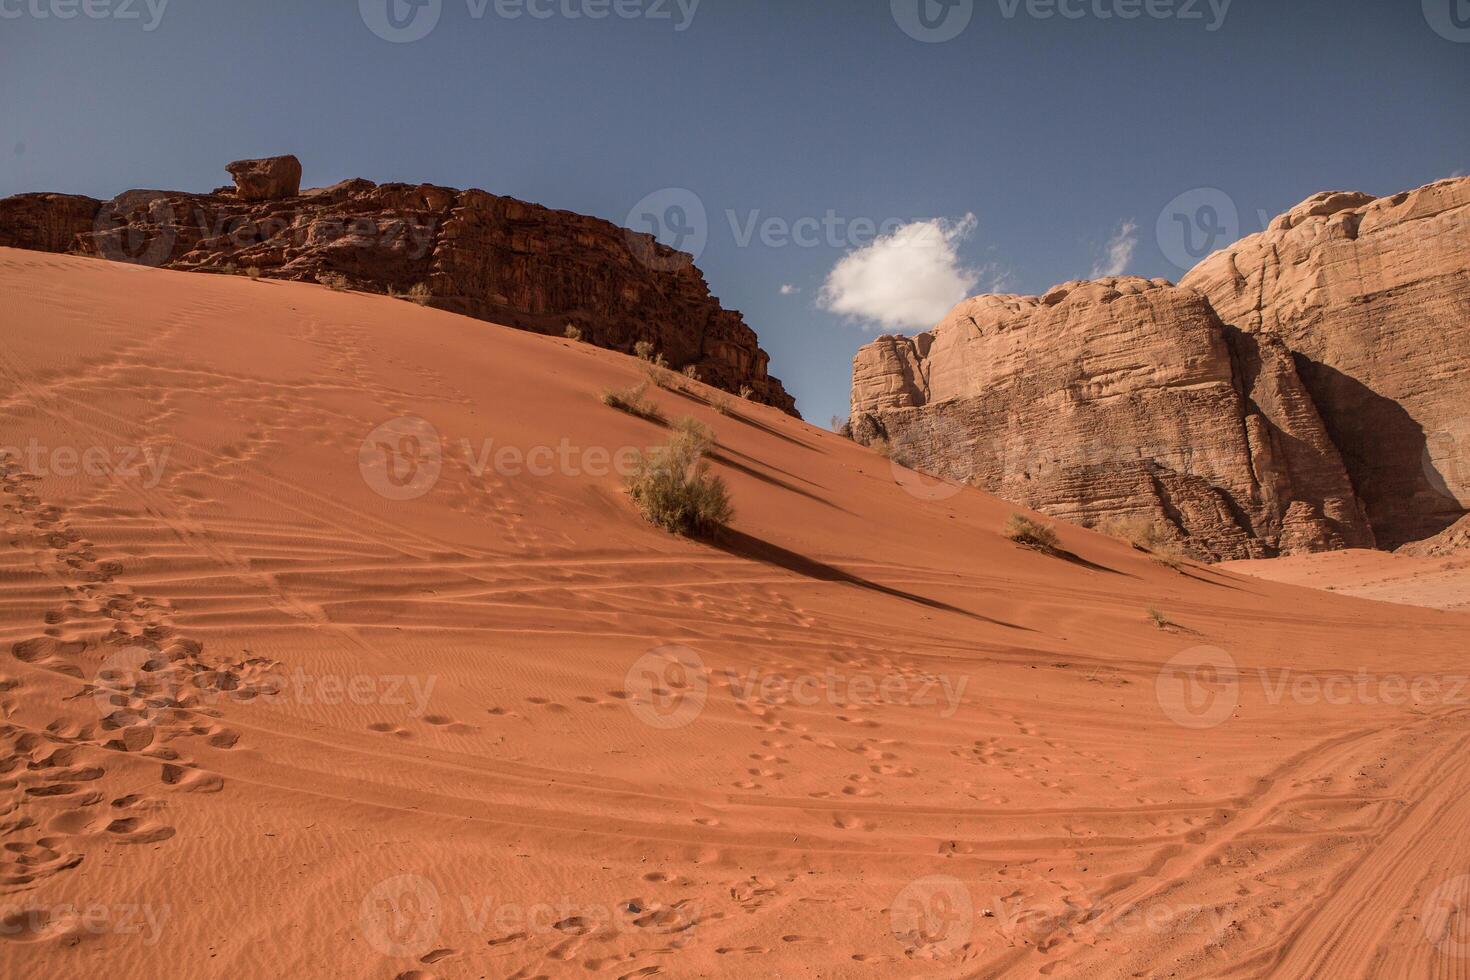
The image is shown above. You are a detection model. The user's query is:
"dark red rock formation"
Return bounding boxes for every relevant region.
[0,158,798,415]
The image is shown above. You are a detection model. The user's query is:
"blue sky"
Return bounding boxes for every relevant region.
[2,0,1466,423]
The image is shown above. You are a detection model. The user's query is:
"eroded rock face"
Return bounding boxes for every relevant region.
[224,155,303,202]
[851,277,1373,560]
[0,193,101,252]
[0,161,797,414]
[1181,178,1470,549]
[852,178,1469,559]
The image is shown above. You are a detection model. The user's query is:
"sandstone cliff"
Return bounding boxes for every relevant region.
[850,277,1374,559]
[852,178,1469,559]
[1180,179,1469,549]
[0,157,798,415]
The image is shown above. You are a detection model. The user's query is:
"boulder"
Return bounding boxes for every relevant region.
[224,155,303,202]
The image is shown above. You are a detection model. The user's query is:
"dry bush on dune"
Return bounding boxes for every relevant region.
[626,417,732,537]
[600,381,662,422]
[564,323,583,341]
[1004,513,1059,551]
[318,272,349,291]
[408,282,432,306]
[1098,516,1190,567]
[643,355,674,389]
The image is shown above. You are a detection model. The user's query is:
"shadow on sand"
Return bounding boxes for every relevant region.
[711,527,1035,632]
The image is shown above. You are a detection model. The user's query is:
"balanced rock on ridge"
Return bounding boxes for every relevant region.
[850,277,1372,560]
[0,158,797,414]
[224,154,303,202]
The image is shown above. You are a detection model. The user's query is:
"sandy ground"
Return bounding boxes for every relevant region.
[1225,550,1470,613]
[2,248,1470,978]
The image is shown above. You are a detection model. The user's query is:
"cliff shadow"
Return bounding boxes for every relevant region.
[1291,355,1466,549]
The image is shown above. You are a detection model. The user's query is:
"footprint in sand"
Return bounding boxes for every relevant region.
[159,764,223,793]
[421,714,477,734]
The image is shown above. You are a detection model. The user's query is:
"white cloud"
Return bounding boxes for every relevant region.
[819,214,981,331]
[780,283,800,295]
[1091,220,1138,278]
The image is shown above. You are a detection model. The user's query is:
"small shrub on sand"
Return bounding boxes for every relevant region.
[1147,606,1172,630]
[564,323,583,342]
[626,418,732,537]
[600,381,662,422]
[709,390,735,416]
[221,261,238,275]
[408,282,432,306]
[634,340,657,361]
[643,354,673,389]
[245,266,261,281]
[318,272,349,291]
[868,436,892,459]
[1098,516,1189,567]
[1004,513,1059,551]
[681,365,700,382]
[738,384,754,400]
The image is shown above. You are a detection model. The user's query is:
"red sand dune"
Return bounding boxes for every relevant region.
[2,247,1469,978]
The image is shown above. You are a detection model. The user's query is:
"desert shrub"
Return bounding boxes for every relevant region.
[1147,606,1172,630]
[737,384,754,400]
[634,340,657,361]
[564,323,583,341]
[408,282,432,306]
[643,353,673,389]
[626,418,732,537]
[709,390,735,416]
[221,261,238,275]
[868,436,892,459]
[681,365,700,381]
[1004,513,1059,551]
[245,266,261,281]
[600,381,661,421]
[1098,516,1189,567]
[318,272,349,291]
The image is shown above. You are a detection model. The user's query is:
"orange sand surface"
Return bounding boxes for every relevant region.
[1224,549,1470,613]
[3,248,1469,978]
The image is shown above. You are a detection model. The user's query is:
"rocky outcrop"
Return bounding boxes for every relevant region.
[0,193,101,253]
[852,178,1469,559]
[224,154,302,202]
[0,158,798,415]
[851,278,1372,560]
[1181,179,1470,549]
